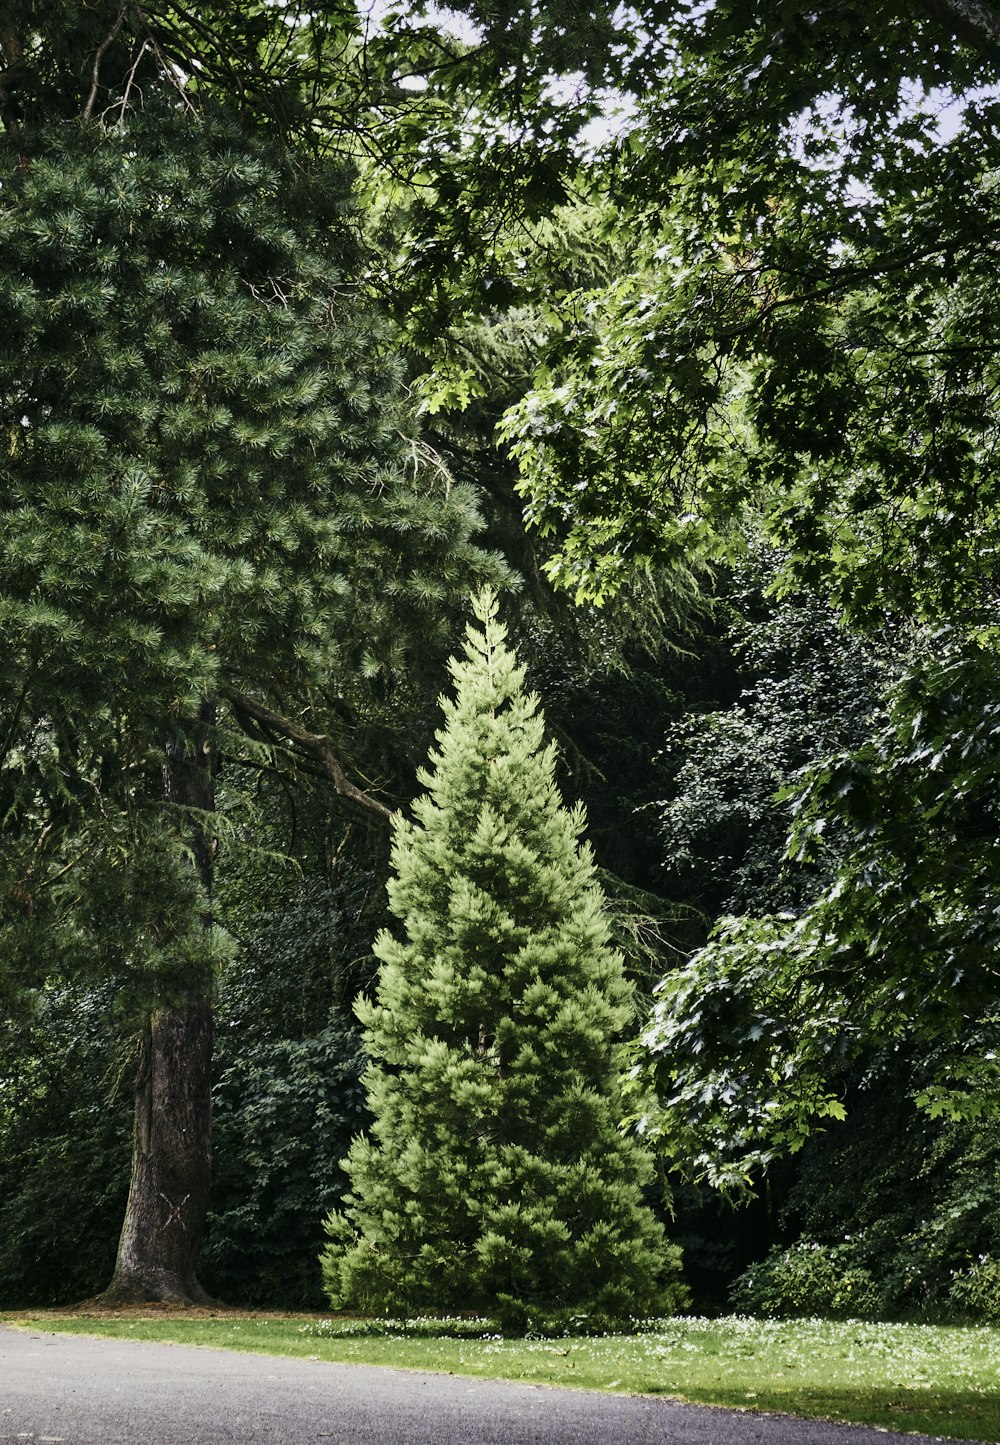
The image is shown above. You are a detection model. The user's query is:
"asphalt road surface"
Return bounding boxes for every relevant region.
[0,1325,971,1445]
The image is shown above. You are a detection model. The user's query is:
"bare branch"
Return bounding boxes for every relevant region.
[145,30,199,114]
[222,685,394,820]
[115,36,151,121]
[83,8,128,122]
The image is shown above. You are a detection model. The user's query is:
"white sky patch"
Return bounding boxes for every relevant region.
[356,0,637,153]
[357,3,1000,167]
[931,82,1000,140]
[780,77,1000,217]
[357,0,483,46]
[539,76,638,155]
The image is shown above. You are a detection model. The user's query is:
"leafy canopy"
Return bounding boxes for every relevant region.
[500,1,1000,617]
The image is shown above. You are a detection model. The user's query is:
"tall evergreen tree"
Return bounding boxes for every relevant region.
[0,112,497,1303]
[322,590,684,1326]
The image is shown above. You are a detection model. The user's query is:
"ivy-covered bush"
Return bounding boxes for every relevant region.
[0,990,130,1307]
[183,845,384,1306]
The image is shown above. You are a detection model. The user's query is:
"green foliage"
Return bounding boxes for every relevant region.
[947,1258,1000,1324]
[730,1068,1000,1323]
[0,989,130,1306]
[0,111,486,714]
[217,883,351,1047]
[342,0,1000,1305]
[355,15,621,367]
[322,590,685,1326]
[1,2,376,139]
[202,810,386,1307]
[783,633,1000,1022]
[499,3,1000,617]
[215,863,390,1046]
[202,1019,368,1309]
[0,106,499,1007]
[0,867,377,1311]
[639,624,1000,1185]
[638,912,855,1194]
[655,548,883,918]
[730,1244,880,1322]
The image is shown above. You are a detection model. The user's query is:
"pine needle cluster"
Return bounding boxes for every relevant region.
[0,110,499,997]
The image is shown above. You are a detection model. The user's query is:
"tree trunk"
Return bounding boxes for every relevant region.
[100,703,217,1305]
[100,999,214,1304]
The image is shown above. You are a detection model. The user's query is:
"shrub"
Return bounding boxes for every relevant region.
[202,1019,367,1308]
[947,1257,1000,1324]
[731,1242,881,1319]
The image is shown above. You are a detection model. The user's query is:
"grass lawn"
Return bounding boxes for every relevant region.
[5,1311,998,1441]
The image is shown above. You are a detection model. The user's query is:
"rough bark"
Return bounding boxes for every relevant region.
[0,26,25,133]
[100,998,214,1304]
[100,703,217,1305]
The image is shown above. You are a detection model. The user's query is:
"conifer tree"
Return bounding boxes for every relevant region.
[322,590,685,1326]
[0,111,497,1303]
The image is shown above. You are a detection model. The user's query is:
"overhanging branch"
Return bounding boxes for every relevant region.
[222,685,394,820]
[920,0,1000,62]
[82,8,127,122]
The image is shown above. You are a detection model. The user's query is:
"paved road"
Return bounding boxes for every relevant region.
[0,1325,969,1445]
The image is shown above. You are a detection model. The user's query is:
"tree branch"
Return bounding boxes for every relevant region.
[222,685,394,820]
[919,0,1000,62]
[82,8,127,122]
[0,26,24,133]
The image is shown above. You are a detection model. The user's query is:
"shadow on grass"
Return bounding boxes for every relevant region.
[676,1386,999,1443]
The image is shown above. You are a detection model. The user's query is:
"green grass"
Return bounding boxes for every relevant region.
[10,1313,999,1441]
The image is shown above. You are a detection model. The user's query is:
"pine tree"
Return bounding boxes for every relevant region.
[321,590,685,1327]
[0,111,497,1303]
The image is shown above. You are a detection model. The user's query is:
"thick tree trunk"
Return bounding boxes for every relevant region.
[100,999,214,1304]
[101,703,217,1306]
